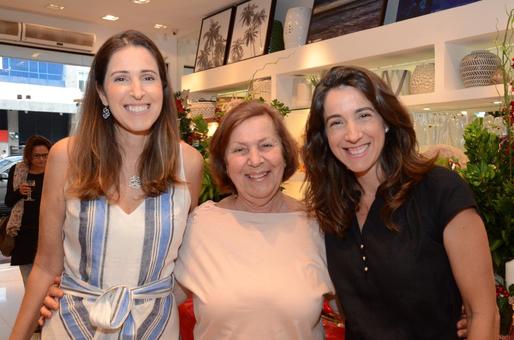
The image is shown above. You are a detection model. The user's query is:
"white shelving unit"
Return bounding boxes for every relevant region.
[183,0,513,111]
[181,0,514,198]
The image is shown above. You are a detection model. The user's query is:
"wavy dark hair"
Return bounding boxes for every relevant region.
[302,65,435,236]
[23,135,52,167]
[209,100,299,194]
[68,30,181,200]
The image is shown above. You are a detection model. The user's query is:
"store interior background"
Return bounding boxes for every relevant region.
[0,0,512,336]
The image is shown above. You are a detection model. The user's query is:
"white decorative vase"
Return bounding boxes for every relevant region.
[459,50,501,87]
[293,76,312,108]
[283,7,311,49]
[410,63,435,94]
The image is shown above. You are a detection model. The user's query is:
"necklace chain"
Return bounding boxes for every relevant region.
[129,175,141,189]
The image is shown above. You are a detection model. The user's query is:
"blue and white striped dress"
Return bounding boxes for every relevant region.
[42,153,190,339]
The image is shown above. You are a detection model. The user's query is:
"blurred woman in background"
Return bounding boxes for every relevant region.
[5,135,52,286]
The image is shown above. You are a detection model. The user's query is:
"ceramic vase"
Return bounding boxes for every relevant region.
[410,63,435,94]
[459,50,501,87]
[293,76,312,108]
[283,7,311,49]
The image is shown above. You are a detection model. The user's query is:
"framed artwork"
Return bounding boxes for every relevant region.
[384,0,480,24]
[226,0,276,64]
[194,7,235,72]
[307,0,388,44]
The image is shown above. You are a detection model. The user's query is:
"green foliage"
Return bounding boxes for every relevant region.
[269,98,290,117]
[498,295,513,335]
[189,114,209,157]
[176,91,221,203]
[496,282,514,335]
[253,97,290,117]
[199,160,223,203]
[459,118,514,275]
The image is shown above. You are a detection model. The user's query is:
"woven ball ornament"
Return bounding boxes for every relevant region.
[460,50,501,87]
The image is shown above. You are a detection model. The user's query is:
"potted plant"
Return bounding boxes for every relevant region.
[458,9,514,338]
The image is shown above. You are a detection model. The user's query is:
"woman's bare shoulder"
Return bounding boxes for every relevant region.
[181,142,203,164]
[50,137,73,160]
[180,141,203,176]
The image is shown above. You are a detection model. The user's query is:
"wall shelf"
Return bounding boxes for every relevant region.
[181,0,514,199]
[182,0,513,112]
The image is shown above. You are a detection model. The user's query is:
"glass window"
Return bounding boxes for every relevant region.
[11,70,28,77]
[39,62,47,73]
[12,59,28,71]
[47,63,63,75]
[29,61,38,72]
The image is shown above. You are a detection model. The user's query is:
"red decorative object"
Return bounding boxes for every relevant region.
[178,298,196,340]
[322,299,345,340]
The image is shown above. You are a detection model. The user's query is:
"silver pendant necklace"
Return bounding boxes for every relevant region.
[129,175,142,189]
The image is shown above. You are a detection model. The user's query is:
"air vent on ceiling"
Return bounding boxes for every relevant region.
[0,19,22,42]
[21,23,95,52]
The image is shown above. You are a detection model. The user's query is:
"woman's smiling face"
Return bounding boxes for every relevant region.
[97,45,163,136]
[224,114,286,205]
[323,86,387,181]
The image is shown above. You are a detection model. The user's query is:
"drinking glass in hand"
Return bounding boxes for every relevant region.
[25,179,36,201]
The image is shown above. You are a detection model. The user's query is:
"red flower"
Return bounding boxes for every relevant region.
[175,99,184,113]
[496,283,510,298]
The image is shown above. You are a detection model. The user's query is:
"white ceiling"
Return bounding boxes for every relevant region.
[0,0,236,37]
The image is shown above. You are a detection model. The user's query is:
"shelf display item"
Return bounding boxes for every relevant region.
[381,69,411,96]
[190,101,217,120]
[226,0,276,64]
[250,78,271,102]
[384,0,480,24]
[194,7,234,72]
[411,111,469,149]
[268,20,285,53]
[459,50,501,87]
[307,0,387,44]
[283,7,311,49]
[409,63,435,94]
[292,76,312,109]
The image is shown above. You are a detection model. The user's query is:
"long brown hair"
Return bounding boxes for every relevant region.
[68,30,181,200]
[209,100,298,194]
[302,66,435,236]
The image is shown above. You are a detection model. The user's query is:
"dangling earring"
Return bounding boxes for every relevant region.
[102,106,111,119]
[385,126,389,133]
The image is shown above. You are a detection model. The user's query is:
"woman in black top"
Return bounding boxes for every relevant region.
[5,135,52,286]
[302,66,497,339]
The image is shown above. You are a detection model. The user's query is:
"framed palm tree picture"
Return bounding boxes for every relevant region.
[194,7,235,72]
[227,0,276,64]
